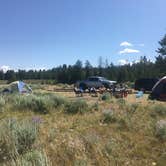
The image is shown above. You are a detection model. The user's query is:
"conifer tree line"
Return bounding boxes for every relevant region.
[0,34,166,84]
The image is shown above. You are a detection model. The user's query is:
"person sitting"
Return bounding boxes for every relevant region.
[89,87,98,97]
[99,85,106,94]
[74,86,83,97]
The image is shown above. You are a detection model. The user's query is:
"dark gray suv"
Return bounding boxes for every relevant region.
[76,76,116,90]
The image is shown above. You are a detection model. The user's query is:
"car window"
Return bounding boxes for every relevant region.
[88,78,99,81]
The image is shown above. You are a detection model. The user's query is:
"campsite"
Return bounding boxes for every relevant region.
[0,0,166,165]
[0,78,166,166]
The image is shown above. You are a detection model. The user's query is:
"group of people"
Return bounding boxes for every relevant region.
[112,84,128,98]
[74,83,129,98]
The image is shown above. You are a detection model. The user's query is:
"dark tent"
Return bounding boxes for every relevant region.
[149,76,166,101]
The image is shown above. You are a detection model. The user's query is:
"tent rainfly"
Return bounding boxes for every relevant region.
[3,81,32,94]
[150,76,166,101]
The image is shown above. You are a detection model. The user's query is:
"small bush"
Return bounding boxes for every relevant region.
[50,94,68,108]
[13,94,68,113]
[0,96,6,112]
[126,103,139,115]
[101,93,111,101]
[116,98,126,109]
[74,159,88,166]
[7,150,50,166]
[0,118,39,164]
[22,150,50,166]
[105,138,117,155]
[150,104,166,117]
[102,109,117,124]
[155,120,166,141]
[91,102,99,111]
[14,95,51,114]
[0,119,17,162]
[129,103,139,112]
[13,120,39,154]
[117,117,131,131]
[32,96,51,114]
[65,100,89,114]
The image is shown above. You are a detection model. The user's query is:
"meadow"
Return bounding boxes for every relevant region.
[0,83,166,166]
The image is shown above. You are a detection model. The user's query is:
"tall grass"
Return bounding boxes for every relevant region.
[0,119,17,162]
[65,99,89,114]
[102,109,117,124]
[12,94,68,113]
[0,96,6,112]
[116,98,126,109]
[100,92,111,101]
[13,119,39,154]
[150,104,166,117]
[156,120,166,141]
[4,150,51,166]
[0,118,51,165]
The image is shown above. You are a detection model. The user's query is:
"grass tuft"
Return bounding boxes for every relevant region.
[65,99,89,114]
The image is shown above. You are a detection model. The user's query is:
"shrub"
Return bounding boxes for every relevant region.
[116,98,126,109]
[31,96,51,114]
[155,120,166,141]
[129,103,139,112]
[13,120,39,154]
[13,95,51,114]
[65,100,89,114]
[91,102,99,111]
[102,109,117,124]
[50,94,68,108]
[13,95,34,110]
[105,138,117,155]
[0,118,39,164]
[100,93,111,101]
[74,159,88,166]
[13,94,68,113]
[126,103,139,115]
[117,117,131,131]
[150,104,166,117]
[6,150,50,166]
[22,150,50,166]
[0,96,6,112]
[0,119,17,162]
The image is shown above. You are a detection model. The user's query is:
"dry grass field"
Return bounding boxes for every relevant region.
[0,84,166,166]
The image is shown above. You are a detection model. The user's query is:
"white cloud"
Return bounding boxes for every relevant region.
[118,59,129,66]
[119,48,140,54]
[0,65,10,73]
[118,59,141,66]
[120,41,133,47]
[25,67,47,71]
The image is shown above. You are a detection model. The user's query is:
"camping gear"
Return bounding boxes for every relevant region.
[2,81,32,94]
[74,87,83,97]
[149,76,166,101]
[134,78,159,92]
[136,91,143,98]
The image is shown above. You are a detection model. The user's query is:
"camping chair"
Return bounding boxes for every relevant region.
[136,91,143,98]
[136,91,144,102]
[89,87,98,97]
[74,87,83,97]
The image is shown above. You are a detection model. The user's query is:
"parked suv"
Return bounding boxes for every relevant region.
[75,76,116,90]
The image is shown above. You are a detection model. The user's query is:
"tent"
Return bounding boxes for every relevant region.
[149,76,166,101]
[2,81,32,94]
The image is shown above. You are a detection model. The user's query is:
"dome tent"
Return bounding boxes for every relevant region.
[150,76,166,101]
[3,81,32,94]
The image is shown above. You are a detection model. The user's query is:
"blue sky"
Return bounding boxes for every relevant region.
[0,0,166,70]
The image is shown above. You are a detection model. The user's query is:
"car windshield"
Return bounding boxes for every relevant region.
[99,77,107,81]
